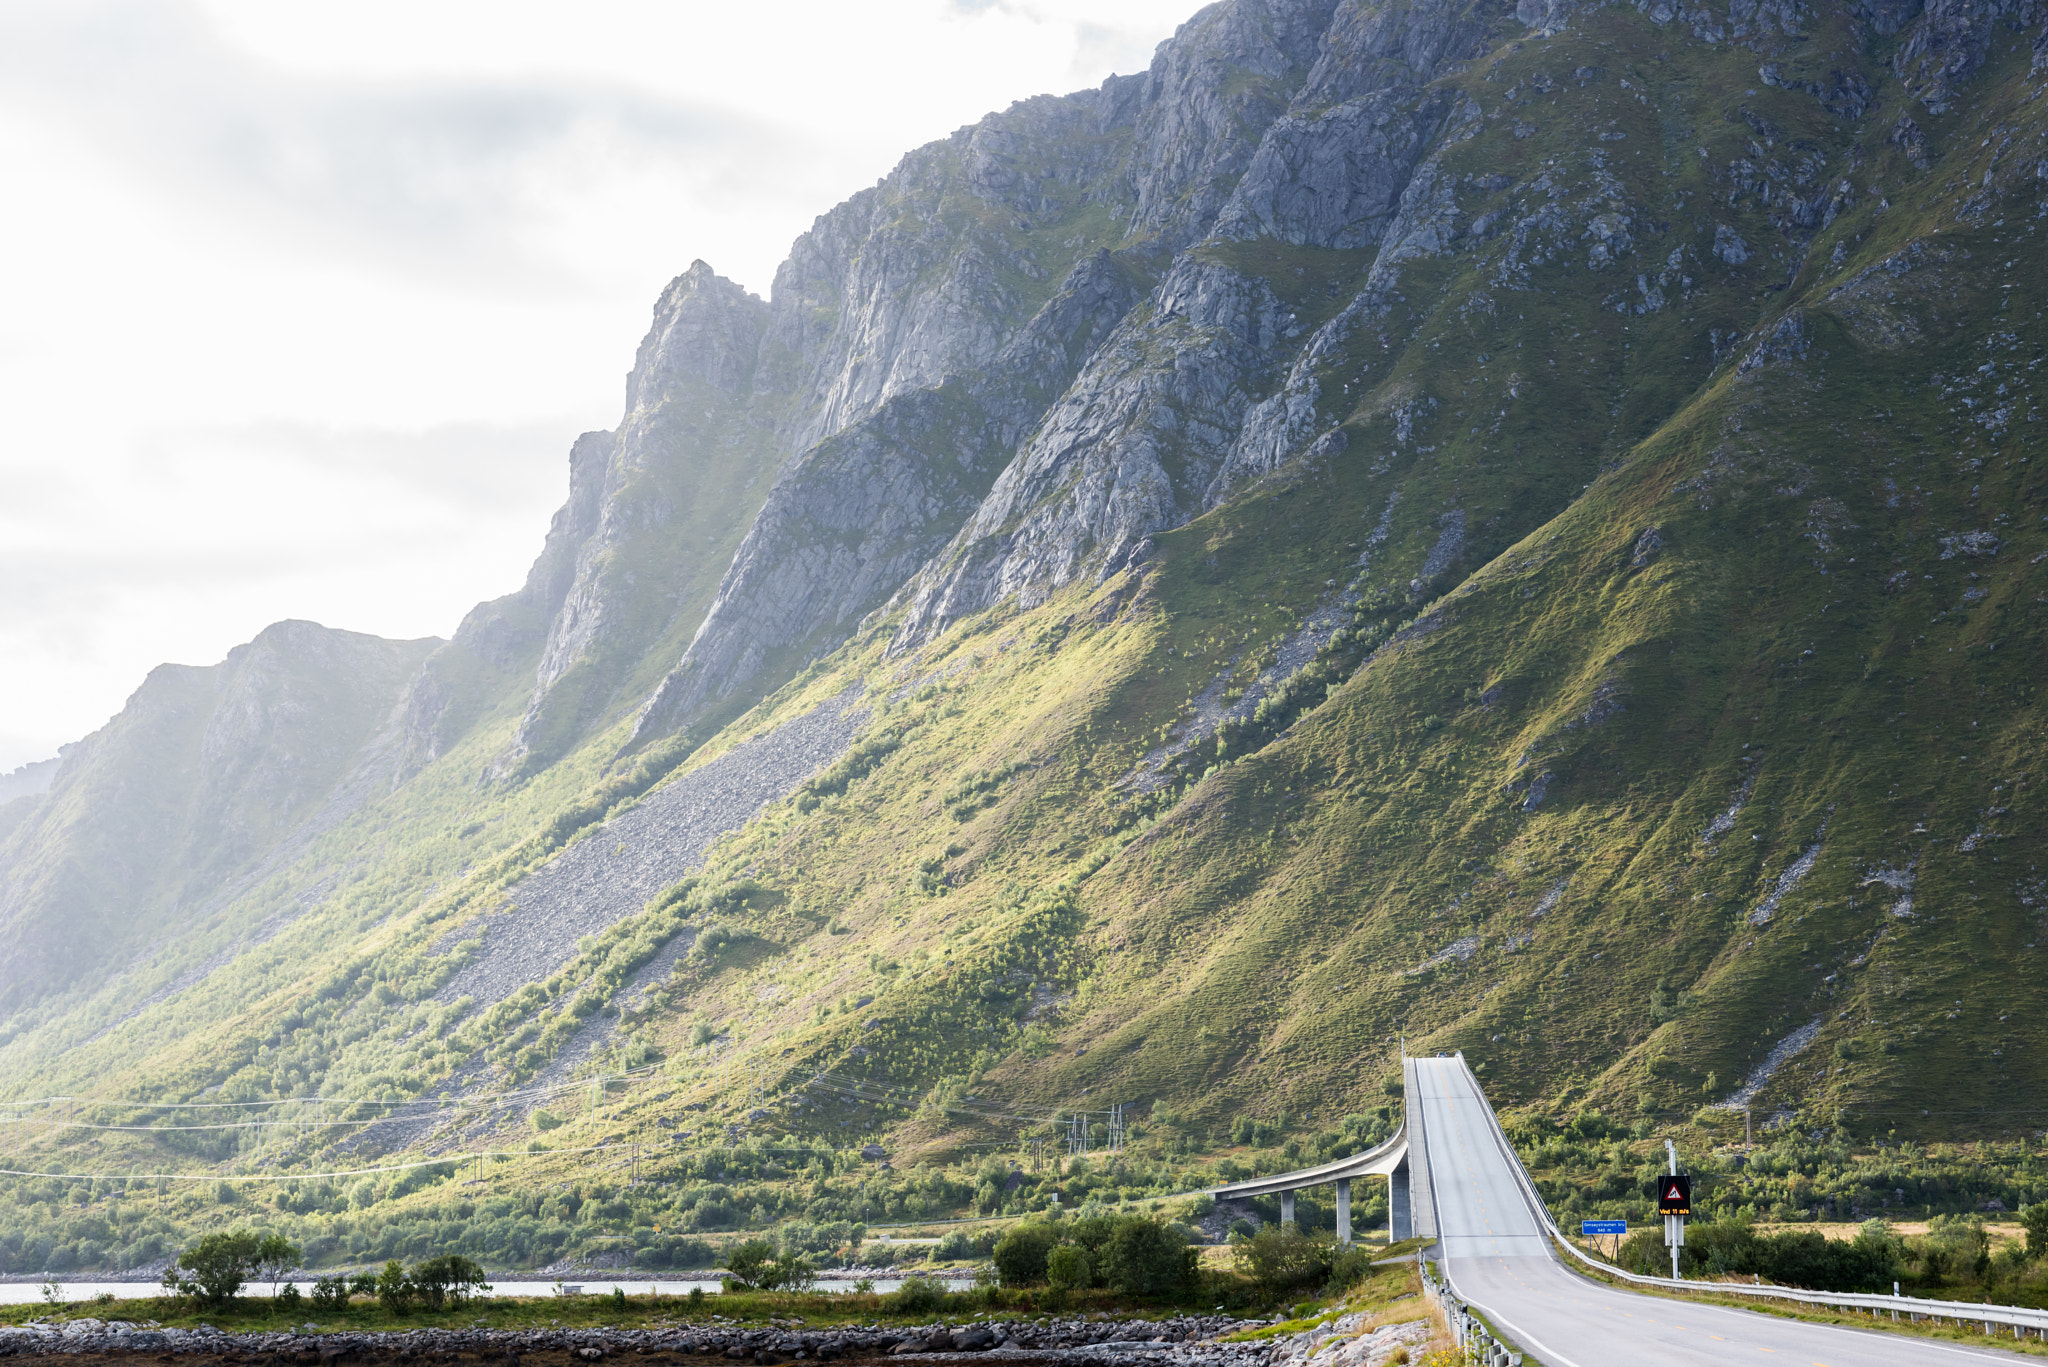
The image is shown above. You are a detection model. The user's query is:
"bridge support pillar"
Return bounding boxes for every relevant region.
[1335,1178,1351,1244]
[1391,1156,1412,1242]
[1280,1190,1295,1228]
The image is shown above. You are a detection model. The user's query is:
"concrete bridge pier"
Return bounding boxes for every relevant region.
[1207,1067,1420,1255]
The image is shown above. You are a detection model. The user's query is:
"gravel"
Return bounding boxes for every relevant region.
[438,685,867,1012]
[327,686,866,1148]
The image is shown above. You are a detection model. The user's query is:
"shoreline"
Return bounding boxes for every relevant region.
[0,1269,964,1288]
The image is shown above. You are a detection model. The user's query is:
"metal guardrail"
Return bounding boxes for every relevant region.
[1421,1257,1524,1366]
[1453,1055,2048,1343]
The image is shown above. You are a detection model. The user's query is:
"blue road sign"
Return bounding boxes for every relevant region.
[1582,1220,1628,1235]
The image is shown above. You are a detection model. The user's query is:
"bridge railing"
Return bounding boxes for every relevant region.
[1454,1055,2048,1342]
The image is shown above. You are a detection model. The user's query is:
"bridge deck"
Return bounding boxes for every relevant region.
[1418,1053,2028,1365]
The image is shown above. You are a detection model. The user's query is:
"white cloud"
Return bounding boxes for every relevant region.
[0,0,1193,769]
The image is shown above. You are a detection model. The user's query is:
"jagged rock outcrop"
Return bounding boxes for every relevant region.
[632,250,1145,739]
[510,0,1365,755]
[891,256,1304,638]
[489,265,779,774]
[1892,0,2047,111]
[889,1,1490,645]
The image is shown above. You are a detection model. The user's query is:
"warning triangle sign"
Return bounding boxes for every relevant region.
[1665,1183,1682,1200]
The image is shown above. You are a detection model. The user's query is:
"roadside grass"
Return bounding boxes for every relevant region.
[1555,1249,2048,1357]
[1219,1244,1436,1341]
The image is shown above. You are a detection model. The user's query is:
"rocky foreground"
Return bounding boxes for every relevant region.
[0,1316,1282,1366]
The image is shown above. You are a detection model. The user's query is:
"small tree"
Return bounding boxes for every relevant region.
[411,1255,490,1310]
[254,1233,304,1298]
[992,1224,1058,1286]
[1045,1244,1091,1291]
[1099,1216,1195,1295]
[1233,1224,1327,1293]
[2023,1204,2048,1261]
[376,1259,415,1313]
[723,1238,778,1290]
[170,1230,264,1308]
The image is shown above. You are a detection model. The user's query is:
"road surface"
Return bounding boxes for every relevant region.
[1410,1056,2031,1366]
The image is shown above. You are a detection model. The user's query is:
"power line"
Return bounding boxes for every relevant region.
[0,1143,621,1184]
[0,1061,673,1117]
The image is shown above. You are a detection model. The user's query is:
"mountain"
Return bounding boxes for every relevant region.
[0,0,2045,1273]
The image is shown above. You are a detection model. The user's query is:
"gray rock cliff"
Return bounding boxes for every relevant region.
[0,622,436,1013]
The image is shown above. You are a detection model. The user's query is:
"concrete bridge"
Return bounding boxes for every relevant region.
[1207,1052,2030,1364]
[1206,1054,1428,1245]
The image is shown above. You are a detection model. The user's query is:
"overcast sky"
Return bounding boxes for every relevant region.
[0,0,1195,773]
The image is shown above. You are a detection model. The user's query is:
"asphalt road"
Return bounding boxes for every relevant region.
[1410,1056,2033,1366]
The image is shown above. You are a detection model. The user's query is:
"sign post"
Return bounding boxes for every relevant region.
[1658,1140,1692,1281]
[1582,1219,1627,1261]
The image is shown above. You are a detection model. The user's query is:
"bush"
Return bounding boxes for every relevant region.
[1045,1245,1091,1291]
[724,1238,779,1290]
[376,1259,415,1313]
[2024,1204,2048,1261]
[993,1224,1059,1287]
[167,1229,263,1307]
[1099,1217,1196,1295]
[410,1254,490,1309]
[882,1274,947,1314]
[310,1276,350,1311]
[1618,1220,1899,1291]
[1324,1242,1376,1290]
[1233,1224,1332,1293]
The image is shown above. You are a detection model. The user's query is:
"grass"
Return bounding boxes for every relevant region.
[1552,1249,2048,1358]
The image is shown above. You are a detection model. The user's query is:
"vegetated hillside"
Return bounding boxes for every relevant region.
[0,0,2044,1277]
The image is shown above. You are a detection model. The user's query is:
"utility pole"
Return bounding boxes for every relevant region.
[1663,1139,1687,1281]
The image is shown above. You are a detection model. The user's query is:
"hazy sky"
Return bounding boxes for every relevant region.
[0,0,1193,772]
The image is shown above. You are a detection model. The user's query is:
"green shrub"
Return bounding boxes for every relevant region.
[1618,1219,1900,1291]
[166,1229,262,1307]
[882,1273,948,1314]
[1045,1245,1091,1291]
[376,1259,415,1313]
[309,1276,350,1311]
[1233,1224,1330,1293]
[2024,1204,2048,1261]
[1099,1216,1196,1295]
[993,1224,1059,1286]
[723,1238,779,1290]
[410,1254,490,1309]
